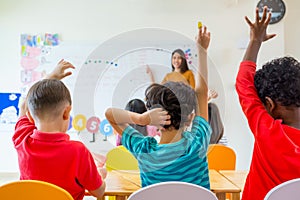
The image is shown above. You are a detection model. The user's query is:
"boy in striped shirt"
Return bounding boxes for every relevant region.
[106,26,211,188]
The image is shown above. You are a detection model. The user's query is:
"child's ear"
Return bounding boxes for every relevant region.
[26,111,35,124]
[185,113,195,127]
[265,97,276,115]
[63,105,72,120]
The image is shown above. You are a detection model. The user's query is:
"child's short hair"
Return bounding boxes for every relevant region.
[125,99,147,114]
[125,98,148,136]
[27,79,72,118]
[145,81,196,130]
[254,56,300,107]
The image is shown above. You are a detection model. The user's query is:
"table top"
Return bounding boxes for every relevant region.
[209,170,241,193]
[218,170,248,190]
[112,170,241,194]
[103,171,140,196]
[0,170,244,198]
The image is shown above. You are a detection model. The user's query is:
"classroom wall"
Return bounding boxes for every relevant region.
[0,0,298,172]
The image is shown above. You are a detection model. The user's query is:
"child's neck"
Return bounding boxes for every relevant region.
[282,107,300,129]
[159,127,184,144]
[36,120,66,133]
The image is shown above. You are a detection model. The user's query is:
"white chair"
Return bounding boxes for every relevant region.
[264,178,300,200]
[127,181,218,200]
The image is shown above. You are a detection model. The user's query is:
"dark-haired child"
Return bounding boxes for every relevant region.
[13,60,106,200]
[106,26,211,188]
[236,7,300,200]
[116,98,160,146]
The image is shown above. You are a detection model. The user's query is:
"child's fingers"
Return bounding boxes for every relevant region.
[261,6,268,23]
[265,12,272,25]
[266,34,277,41]
[58,59,64,64]
[203,26,207,34]
[255,7,260,22]
[245,16,253,27]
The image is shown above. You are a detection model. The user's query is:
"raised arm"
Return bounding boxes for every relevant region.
[243,7,276,62]
[195,26,210,121]
[105,108,170,134]
[46,59,75,80]
[19,59,75,118]
[146,65,155,83]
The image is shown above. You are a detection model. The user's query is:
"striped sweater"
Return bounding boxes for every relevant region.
[122,116,211,189]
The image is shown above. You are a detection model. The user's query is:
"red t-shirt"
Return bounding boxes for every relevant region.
[236,61,300,200]
[13,116,103,200]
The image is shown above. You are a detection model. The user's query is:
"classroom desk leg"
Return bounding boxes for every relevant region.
[215,193,226,200]
[232,193,240,200]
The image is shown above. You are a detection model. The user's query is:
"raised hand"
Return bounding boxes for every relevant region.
[141,108,171,129]
[245,6,276,43]
[196,25,211,50]
[46,59,75,80]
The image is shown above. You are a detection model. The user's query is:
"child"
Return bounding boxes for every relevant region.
[116,98,161,146]
[13,59,106,200]
[105,26,211,188]
[147,49,195,89]
[236,7,300,200]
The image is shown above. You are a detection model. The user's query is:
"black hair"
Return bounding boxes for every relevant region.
[145,81,196,130]
[125,98,148,136]
[171,49,189,73]
[27,79,71,118]
[254,56,300,107]
[125,99,147,114]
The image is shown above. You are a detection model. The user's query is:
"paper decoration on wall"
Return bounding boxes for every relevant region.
[0,93,21,124]
[44,33,59,46]
[20,33,60,101]
[69,114,113,143]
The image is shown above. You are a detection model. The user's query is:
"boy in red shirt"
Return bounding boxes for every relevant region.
[236,7,300,200]
[13,60,106,200]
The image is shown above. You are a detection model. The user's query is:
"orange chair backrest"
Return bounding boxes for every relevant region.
[0,180,74,200]
[207,144,236,170]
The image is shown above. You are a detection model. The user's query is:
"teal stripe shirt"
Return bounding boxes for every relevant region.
[122,116,212,189]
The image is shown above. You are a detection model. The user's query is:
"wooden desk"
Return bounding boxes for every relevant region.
[104,171,140,198]
[112,170,141,187]
[0,171,243,200]
[209,170,241,200]
[218,170,248,193]
[113,170,241,200]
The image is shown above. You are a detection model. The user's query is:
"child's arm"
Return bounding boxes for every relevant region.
[195,26,210,121]
[236,7,276,136]
[105,108,170,134]
[45,59,75,80]
[88,181,106,198]
[19,59,75,118]
[243,7,276,62]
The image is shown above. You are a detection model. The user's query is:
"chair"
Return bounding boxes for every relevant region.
[264,178,300,200]
[207,144,236,170]
[105,146,139,200]
[127,181,218,200]
[106,145,138,171]
[0,180,74,200]
[207,144,236,200]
